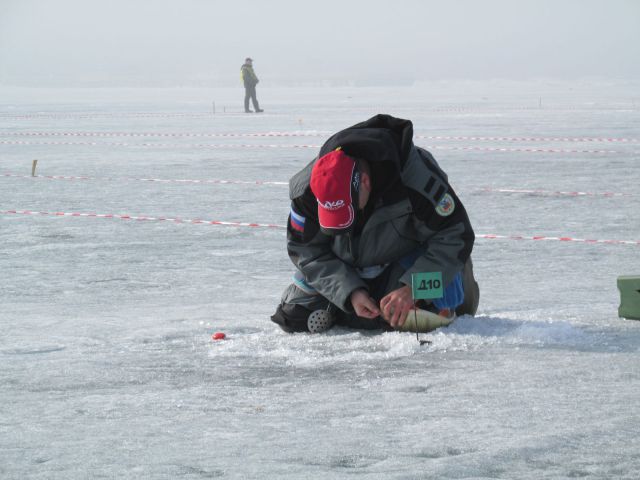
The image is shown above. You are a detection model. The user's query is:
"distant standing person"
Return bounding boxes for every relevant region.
[240,57,263,113]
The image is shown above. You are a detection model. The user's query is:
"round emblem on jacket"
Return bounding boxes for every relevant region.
[436,193,455,216]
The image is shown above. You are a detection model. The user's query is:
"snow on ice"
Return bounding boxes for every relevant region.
[1,81,639,479]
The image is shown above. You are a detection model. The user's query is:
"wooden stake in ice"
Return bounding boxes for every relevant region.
[31,159,38,177]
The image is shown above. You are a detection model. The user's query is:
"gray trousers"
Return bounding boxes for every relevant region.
[244,85,260,112]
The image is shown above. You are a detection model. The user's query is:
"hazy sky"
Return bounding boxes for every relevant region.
[1,0,639,85]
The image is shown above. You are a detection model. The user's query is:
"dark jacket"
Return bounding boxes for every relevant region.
[286,114,475,312]
[240,64,259,88]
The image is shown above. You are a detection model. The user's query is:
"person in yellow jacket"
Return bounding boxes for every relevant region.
[240,58,263,113]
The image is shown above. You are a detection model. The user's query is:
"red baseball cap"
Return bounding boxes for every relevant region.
[310,149,360,234]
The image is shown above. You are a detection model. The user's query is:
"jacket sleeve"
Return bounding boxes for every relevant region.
[400,147,475,288]
[286,195,367,312]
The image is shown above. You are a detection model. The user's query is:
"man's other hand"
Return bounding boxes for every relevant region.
[350,289,381,319]
[380,285,414,328]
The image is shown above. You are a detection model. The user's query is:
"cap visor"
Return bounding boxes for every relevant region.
[318,204,355,236]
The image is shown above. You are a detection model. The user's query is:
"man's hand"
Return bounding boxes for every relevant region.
[350,289,381,319]
[380,285,414,328]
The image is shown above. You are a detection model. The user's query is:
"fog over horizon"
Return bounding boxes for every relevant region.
[1,0,639,87]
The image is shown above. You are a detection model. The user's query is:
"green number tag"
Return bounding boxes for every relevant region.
[411,272,443,300]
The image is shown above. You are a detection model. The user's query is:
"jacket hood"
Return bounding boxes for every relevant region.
[289,114,414,201]
[319,114,414,170]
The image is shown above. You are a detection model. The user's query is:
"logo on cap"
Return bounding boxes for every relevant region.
[321,199,346,211]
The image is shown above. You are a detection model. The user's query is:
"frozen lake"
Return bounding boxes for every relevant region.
[1,81,639,479]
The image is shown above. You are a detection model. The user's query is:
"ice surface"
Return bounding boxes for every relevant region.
[1,81,640,479]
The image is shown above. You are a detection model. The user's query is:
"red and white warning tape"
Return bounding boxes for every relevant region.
[0,209,283,229]
[0,139,621,154]
[425,144,619,154]
[477,187,634,198]
[2,131,329,139]
[3,173,635,197]
[416,134,638,143]
[1,173,289,186]
[0,112,215,119]
[2,209,638,246]
[0,140,322,149]
[475,234,639,246]
[4,131,637,143]
[0,105,637,119]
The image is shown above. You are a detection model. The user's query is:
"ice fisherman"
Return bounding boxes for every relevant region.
[271,114,480,333]
[240,57,263,113]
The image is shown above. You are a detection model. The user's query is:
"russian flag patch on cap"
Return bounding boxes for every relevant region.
[289,207,306,232]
